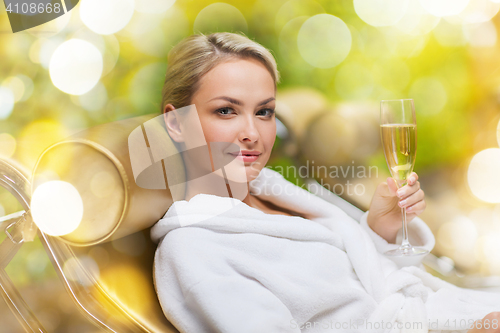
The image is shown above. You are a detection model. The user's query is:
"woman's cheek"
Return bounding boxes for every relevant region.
[264,128,277,151]
[203,123,233,143]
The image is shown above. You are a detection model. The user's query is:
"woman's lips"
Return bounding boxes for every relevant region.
[237,155,259,163]
[228,151,261,163]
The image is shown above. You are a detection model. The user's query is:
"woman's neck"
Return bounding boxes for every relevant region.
[182,174,300,217]
[183,172,252,202]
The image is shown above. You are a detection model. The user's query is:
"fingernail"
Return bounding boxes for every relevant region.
[406,206,412,212]
[397,189,404,197]
[399,199,407,207]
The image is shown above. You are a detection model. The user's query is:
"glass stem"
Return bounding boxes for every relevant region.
[400,206,411,251]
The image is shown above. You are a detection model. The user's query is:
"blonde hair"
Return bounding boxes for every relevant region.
[160,32,280,113]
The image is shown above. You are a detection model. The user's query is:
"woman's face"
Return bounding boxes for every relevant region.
[188,57,277,182]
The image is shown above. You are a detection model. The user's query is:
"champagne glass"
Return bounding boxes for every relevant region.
[380,99,428,256]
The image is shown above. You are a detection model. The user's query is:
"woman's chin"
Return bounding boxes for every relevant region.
[246,168,263,182]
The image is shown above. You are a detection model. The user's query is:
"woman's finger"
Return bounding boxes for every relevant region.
[397,181,421,199]
[386,177,399,197]
[405,196,426,214]
[407,172,418,185]
[399,189,425,208]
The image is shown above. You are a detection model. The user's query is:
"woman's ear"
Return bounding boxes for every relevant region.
[163,104,184,143]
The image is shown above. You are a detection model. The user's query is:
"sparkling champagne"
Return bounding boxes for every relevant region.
[380,124,416,188]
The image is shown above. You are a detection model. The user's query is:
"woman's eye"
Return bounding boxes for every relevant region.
[216,107,235,116]
[257,108,275,117]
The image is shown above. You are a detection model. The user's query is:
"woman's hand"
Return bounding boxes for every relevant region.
[366,172,426,243]
[467,312,500,332]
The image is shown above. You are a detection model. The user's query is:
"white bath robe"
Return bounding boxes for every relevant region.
[151,167,500,333]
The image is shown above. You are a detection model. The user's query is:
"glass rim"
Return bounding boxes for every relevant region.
[380,98,414,103]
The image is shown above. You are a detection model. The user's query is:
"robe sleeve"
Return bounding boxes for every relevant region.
[358,210,435,269]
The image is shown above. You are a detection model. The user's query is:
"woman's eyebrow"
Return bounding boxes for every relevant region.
[208,96,275,106]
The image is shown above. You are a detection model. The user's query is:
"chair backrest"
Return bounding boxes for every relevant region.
[31,113,185,332]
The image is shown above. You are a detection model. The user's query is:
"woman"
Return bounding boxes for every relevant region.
[151,32,500,333]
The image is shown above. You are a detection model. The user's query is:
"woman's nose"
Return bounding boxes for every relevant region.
[238,117,259,143]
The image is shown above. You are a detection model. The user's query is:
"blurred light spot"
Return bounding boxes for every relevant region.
[63,256,99,287]
[279,16,313,68]
[433,20,467,46]
[354,0,409,27]
[49,39,103,95]
[28,38,44,64]
[478,233,500,273]
[469,207,494,235]
[438,216,478,250]
[467,148,500,203]
[2,76,24,102]
[382,29,428,57]
[334,63,373,100]
[134,8,189,58]
[101,34,120,76]
[194,3,248,34]
[72,28,120,76]
[275,0,324,35]
[443,0,500,24]
[457,0,500,24]
[33,170,60,189]
[396,0,440,36]
[297,14,351,68]
[493,204,500,226]
[123,11,163,37]
[409,77,447,115]
[72,27,106,53]
[135,0,176,13]
[357,26,388,58]
[78,82,108,112]
[372,87,398,101]
[372,59,410,91]
[463,21,497,47]
[0,203,4,217]
[419,0,469,17]
[129,63,167,112]
[72,28,121,76]
[31,181,84,236]
[38,37,65,69]
[347,24,363,52]
[135,0,175,14]
[90,171,116,198]
[16,75,34,102]
[133,28,168,57]
[18,120,68,168]
[80,0,134,35]
[0,87,15,119]
[0,133,16,158]
[251,0,284,33]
